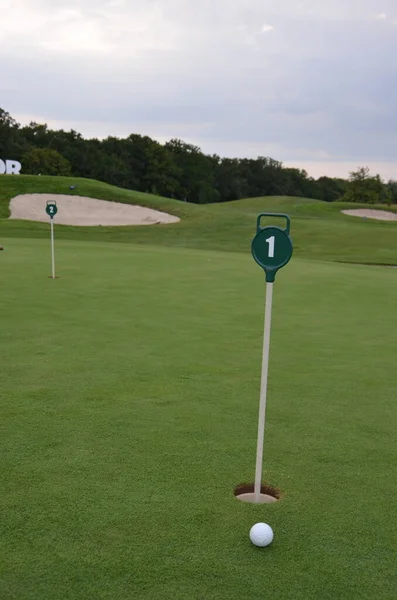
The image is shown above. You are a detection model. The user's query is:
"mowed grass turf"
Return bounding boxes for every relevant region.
[1,238,396,599]
[2,175,397,264]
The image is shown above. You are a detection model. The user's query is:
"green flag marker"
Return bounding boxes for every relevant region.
[46,201,58,279]
[251,213,293,502]
[251,213,293,282]
[45,203,58,218]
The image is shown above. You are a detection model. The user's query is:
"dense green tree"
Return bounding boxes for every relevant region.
[165,139,219,202]
[344,166,384,204]
[21,148,72,176]
[384,180,397,205]
[282,168,318,198]
[214,158,250,201]
[20,122,51,147]
[316,177,347,202]
[0,108,29,158]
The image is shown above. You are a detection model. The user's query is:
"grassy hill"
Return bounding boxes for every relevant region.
[1,174,397,264]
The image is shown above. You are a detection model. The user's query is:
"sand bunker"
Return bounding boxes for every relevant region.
[9,194,180,226]
[342,209,397,222]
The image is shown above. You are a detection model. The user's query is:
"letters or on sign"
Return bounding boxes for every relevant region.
[0,160,22,175]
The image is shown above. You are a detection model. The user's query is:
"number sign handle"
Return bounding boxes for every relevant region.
[256,213,291,235]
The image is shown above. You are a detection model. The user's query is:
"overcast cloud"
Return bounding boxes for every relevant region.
[1,0,397,178]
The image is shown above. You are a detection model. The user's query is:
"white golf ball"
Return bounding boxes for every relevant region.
[249,523,274,547]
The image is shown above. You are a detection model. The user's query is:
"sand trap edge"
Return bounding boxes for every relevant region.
[9,193,181,227]
[341,208,397,222]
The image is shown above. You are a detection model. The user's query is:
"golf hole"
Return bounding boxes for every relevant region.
[234,483,280,504]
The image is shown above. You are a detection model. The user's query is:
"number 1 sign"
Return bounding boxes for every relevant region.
[250,213,293,503]
[251,213,293,282]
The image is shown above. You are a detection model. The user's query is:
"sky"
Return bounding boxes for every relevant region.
[1,0,397,179]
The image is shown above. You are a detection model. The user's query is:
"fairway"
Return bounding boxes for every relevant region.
[1,238,396,599]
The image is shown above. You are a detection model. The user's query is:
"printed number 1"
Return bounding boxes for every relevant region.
[266,236,275,258]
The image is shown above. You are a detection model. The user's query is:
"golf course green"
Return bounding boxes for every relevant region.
[1,176,396,599]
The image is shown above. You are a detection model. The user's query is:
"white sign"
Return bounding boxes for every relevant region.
[0,159,22,175]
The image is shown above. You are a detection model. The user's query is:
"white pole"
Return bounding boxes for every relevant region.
[50,218,55,279]
[254,281,274,502]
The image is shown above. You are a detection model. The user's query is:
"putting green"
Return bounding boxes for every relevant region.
[1,238,396,599]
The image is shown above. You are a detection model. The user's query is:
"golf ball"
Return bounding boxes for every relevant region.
[249,523,274,547]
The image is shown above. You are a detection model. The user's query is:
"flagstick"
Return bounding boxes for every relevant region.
[254,281,274,502]
[50,218,55,279]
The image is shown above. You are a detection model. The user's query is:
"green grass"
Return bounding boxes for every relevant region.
[1,238,396,599]
[1,175,397,264]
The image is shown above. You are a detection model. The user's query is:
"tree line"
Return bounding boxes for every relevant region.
[1,108,396,205]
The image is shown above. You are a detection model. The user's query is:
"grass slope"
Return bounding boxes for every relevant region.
[1,175,397,264]
[1,239,396,599]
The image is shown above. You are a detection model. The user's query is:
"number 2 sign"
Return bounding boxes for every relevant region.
[46,203,58,218]
[251,213,293,282]
[45,201,58,279]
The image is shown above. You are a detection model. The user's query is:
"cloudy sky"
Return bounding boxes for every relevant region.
[1,0,397,179]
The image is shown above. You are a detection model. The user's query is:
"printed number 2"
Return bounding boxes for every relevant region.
[50,207,54,213]
[266,236,275,258]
